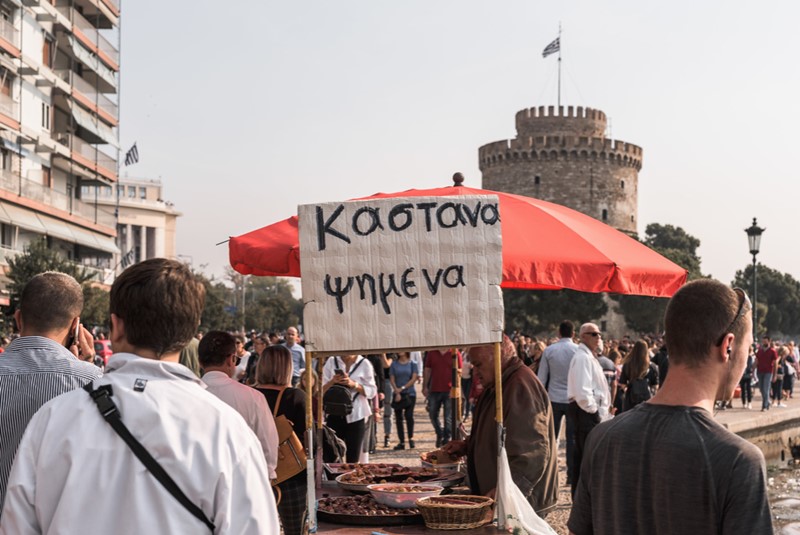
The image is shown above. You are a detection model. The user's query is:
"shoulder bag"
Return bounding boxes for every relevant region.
[265,386,307,486]
[84,382,215,532]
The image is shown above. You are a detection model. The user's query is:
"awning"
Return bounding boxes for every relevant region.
[67,36,117,89]
[0,202,118,254]
[69,223,119,254]
[0,135,30,157]
[36,213,76,243]
[68,101,119,148]
[0,202,46,233]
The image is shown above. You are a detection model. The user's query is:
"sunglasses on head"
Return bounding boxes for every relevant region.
[715,287,751,347]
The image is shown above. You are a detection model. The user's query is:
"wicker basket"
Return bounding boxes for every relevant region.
[416,495,494,530]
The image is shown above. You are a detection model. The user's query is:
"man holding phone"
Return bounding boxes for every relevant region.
[0,272,100,515]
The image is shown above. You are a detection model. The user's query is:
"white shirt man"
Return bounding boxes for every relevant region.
[283,327,306,385]
[566,323,611,496]
[199,331,279,481]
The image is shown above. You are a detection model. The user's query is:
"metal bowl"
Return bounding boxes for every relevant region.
[367,483,444,509]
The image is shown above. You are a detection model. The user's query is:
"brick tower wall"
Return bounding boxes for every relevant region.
[479,105,642,235]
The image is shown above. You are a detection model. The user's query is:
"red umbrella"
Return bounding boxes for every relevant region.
[229,182,687,297]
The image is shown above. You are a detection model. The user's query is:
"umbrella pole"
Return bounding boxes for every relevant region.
[494,341,505,531]
[305,352,317,533]
[451,348,461,441]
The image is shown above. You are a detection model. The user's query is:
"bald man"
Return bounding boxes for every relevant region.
[566,322,611,496]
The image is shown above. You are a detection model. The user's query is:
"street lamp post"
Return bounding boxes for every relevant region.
[745,218,765,341]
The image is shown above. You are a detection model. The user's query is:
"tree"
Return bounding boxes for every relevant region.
[613,224,705,335]
[225,267,303,332]
[198,273,235,332]
[4,238,97,332]
[733,263,800,337]
[503,288,608,337]
[82,285,110,332]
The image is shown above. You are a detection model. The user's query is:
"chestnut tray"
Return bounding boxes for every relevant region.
[317,503,424,526]
[336,468,465,494]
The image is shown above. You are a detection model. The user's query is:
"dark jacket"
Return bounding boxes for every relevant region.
[466,357,558,515]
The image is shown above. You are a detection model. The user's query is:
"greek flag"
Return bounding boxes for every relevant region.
[542,37,560,58]
[120,247,137,269]
[124,143,139,166]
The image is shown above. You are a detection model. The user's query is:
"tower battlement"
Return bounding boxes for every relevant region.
[515,105,607,138]
[480,105,642,236]
[478,135,642,171]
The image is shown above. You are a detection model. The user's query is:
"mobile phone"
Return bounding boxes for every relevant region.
[66,321,80,348]
[335,369,344,376]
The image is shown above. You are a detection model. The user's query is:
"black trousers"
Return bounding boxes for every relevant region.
[394,401,415,443]
[327,415,366,463]
[568,401,601,498]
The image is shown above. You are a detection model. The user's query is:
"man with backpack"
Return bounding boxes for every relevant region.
[0,259,278,533]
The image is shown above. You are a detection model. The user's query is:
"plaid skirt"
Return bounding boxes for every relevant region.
[275,475,307,535]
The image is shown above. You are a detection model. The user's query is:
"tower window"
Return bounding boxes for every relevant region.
[534,176,541,185]
[602,209,608,221]
[620,180,625,189]
[631,215,635,222]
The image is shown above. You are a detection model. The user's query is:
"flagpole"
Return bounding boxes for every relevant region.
[557,22,562,108]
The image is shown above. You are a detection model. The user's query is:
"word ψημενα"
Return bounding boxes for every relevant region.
[323,265,465,314]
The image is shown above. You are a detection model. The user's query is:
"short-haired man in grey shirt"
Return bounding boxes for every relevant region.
[568,279,773,535]
[537,320,578,482]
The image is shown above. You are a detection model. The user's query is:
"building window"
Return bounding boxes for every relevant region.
[0,148,9,170]
[620,180,625,189]
[602,209,608,221]
[41,103,50,130]
[139,187,146,199]
[534,176,541,185]
[128,186,135,198]
[600,320,607,332]
[117,185,123,197]
[631,215,635,223]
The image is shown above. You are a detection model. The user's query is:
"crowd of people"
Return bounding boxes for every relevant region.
[0,266,784,534]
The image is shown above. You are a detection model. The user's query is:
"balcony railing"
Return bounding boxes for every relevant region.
[55,69,119,121]
[0,93,18,119]
[57,133,117,177]
[0,167,116,228]
[0,245,21,265]
[0,18,19,48]
[0,245,113,280]
[57,6,119,66]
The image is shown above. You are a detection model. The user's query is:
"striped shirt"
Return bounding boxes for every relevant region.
[0,336,101,513]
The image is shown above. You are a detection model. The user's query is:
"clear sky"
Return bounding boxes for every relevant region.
[119,1,800,287]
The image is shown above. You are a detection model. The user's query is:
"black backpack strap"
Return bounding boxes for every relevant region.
[83,382,216,532]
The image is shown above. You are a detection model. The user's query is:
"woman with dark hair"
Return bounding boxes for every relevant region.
[389,352,419,450]
[322,354,377,463]
[253,345,307,535]
[528,341,547,374]
[618,340,659,412]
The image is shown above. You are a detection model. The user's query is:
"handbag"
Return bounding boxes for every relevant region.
[267,386,307,486]
[391,392,414,410]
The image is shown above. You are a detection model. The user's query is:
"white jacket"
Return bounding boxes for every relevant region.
[0,353,279,534]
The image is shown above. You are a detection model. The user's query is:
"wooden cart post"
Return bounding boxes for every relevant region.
[305,351,317,533]
[451,347,461,441]
[494,341,505,531]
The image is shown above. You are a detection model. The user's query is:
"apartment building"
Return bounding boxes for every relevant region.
[90,177,180,264]
[0,0,120,302]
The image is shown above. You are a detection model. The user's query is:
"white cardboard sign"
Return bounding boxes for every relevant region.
[298,195,504,354]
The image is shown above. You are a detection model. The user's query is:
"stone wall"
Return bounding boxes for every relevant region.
[479,105,641,236]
